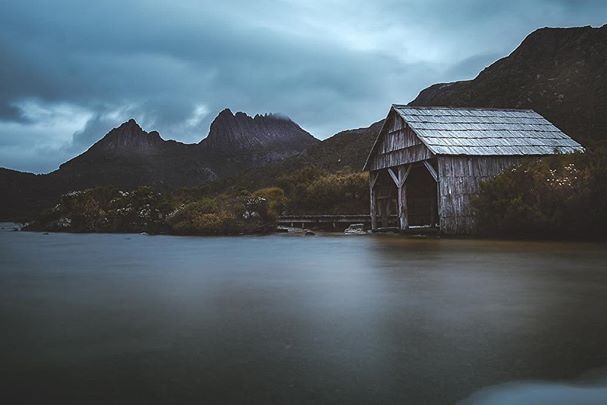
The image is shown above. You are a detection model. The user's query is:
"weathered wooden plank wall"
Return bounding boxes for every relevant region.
[438,156,519,234]
[369,114,433,171]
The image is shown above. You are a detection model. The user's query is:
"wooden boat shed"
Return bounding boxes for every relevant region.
[363,105,584,234]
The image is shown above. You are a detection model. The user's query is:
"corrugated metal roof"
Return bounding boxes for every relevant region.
[392,105,584,156]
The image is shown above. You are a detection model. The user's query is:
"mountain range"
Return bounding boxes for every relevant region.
[57,109,318,188]
[1,110,319,218]
[1,24,606,220]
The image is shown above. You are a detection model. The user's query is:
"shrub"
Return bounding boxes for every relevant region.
[473,150,607,239]
[284,170,369,214]
[166,198,230,234]
[253,187,287,217]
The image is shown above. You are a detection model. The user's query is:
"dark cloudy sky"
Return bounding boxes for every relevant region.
[1,0,605,173]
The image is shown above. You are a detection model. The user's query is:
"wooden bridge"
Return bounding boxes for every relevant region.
[277,214,401,230]
[277,214,374,229]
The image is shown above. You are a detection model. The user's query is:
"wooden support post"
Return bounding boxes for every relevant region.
[369,171,378,230]
[436,164,441,229]
[399,183,408,230]
[423,160,439,228]
[397,165,411,231]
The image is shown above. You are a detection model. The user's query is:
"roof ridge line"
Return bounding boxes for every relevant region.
[393,104,536,113]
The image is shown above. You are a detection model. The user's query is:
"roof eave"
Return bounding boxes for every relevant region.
[362,106,397,171]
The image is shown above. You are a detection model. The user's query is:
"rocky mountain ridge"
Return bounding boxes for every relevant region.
[1,110,319,219]
[201,109,317,154]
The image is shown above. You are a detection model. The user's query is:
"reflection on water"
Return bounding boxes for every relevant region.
[460,368,607,405]
[1,227,607,404]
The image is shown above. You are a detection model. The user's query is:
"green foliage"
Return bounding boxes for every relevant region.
[276,166,326,191]
[473,150,607,238]
[166,191,277,235]
[29,186,280,235]
[167,198,237,235]
[29,186,173,233]
[170,185,214,205]
[28,165,373,234]
[282,170,369,214]
[253,187,287,217]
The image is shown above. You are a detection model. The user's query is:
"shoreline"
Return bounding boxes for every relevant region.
[3,222,607,243]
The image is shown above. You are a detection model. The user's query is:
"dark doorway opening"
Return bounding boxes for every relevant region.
[375,170,398,228]
[406,164,438,227]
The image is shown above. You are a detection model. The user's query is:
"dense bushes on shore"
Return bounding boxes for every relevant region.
[473,149,607,239]
[24,169,367,235]
[277,168,369,214]
[167,190,282,235]
[25,187,281,235]
[26,187,173,233]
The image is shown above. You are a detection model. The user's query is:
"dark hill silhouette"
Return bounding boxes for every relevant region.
[2,25,607,220]
[1,111,318,219]
[212,25,607,193]
[410,25,607,144]
[288,25,607,175]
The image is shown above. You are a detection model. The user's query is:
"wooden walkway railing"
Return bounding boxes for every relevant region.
[277,215,439,234]
[277,214,398,228]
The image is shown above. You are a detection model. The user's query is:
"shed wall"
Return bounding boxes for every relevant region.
[438,156,519,234]
[369,114,433,171]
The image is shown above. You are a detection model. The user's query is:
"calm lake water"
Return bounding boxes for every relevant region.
[1,224,607,404]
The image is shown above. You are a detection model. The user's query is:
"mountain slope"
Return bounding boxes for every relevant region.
[0,168,57,221]
[0,111,319,219]
[201,109,318,154]
[209,120,385,194]
[293,120,384,171]
[53,119,216,191]
[411,25,607,144]
[235,25,607,190]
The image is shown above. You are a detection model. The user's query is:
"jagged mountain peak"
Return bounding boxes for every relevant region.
[66,119,166,162]
[107,118,162,140]
[213,109,293,124]
[110,118,148,135]
[200,108,318,153]
[217,108,234,118]
[123,117,140,127]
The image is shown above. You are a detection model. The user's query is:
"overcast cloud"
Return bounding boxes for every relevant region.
[0,0,605,172]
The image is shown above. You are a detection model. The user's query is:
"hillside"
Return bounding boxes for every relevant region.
[0,111,319,220]
[411,25,607,144]
[296,121,384,172]
[224,25,607,194]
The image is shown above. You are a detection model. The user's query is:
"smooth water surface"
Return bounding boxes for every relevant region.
[1,225,607,404]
